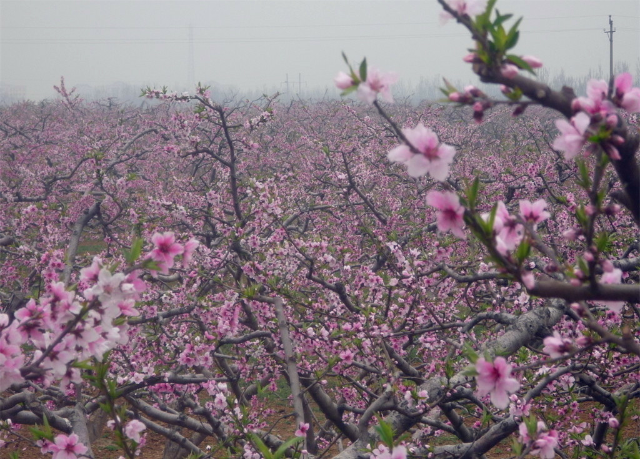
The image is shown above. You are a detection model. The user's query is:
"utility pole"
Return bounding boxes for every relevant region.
[604,15,615,84]
[188,24,195,90]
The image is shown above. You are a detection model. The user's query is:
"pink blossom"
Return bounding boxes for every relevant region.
[295,422,309,437]
[475,357,520,409]
[387,124,456,180]
[614,72,640,113]
[213,392,227,410]
[334,71,354,90]
[182,238,200,268]
[608,417,619,428]
[494,202,523,252]
[356,67,397,105]
[426,191,466,239]
[532,429,558,459]
[572,79,614,115]
[390,446,407,459]
[519,199,550,227]
[440,0,488,24]
[552,112,590,160]
[124,419,146,443]
[581,434,594,446]
[79,257,102,283]
[600,268,624,312]
[521,271,535,290]
[500,64,519,79]
[521,55,543,69]
[542,331,573,358]
[50,433,88,459]
[339,349,354,364]
[463,53,477,63]
[149,232,184,274]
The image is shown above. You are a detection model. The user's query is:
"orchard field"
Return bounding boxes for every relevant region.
[1,1,640,459]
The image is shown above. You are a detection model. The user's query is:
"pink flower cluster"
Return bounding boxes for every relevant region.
[39,433,88,459]
[0,233,198,393]
[1,264,144,391]
[553,73,640,160]
[518,420,559,459]
[335,67,397,105]
[483,199,549,256]
[387,124,456,180]
[542,331,574,359]
[439,0,488,24]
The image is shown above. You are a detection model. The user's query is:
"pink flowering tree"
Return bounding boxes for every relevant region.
[0,2,639,458]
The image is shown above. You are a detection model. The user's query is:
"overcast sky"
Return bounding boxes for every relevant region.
[1,0,639,100]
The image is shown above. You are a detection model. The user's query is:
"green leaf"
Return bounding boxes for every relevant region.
[595,232,612,253]
[274,436,303,459]
[444,358,455,379]
[462,343,479,364]
[627,440,640,459]
[576,160,591,189]
[492,11,513,27]
[141,259,160,271]
[577,257,590,277]
[340,85,358,97]
[442,78,458,94]
[511,438,523,456]
[125,238,144,264]
[359,58,368,83]
[504,30,520,51]
[506,54,533,73]
[341,51,350,67]
[475,0,497,31]
[504,18,522,50]
[374,416,395,448]
[461,365,479,377]
[248,433,274,459]
[514,240,531,264]
[466,177,480,210]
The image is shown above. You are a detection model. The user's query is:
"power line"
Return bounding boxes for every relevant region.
[0,15,623,31]
[1,27,615,46]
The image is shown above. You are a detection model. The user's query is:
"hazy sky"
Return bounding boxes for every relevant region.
[1,0,639,100]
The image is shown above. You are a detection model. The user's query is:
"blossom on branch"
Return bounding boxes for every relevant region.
[519,199,550,228]
[426,191,466,239]
[295,422,309,437]
[599,268,625,313]
[357,67,397,105]
[124,419,146,443]
[387,124,456,180]
[334,71,354,90]
[551,112,590,160]
[49,433,88,459]
[542,331,573,358]
[149,232,184,274]
[614,72,640,113]
[440,0,488,24]
[475,357,520,409]
[521,55,543,69]
[571,79,614,115]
